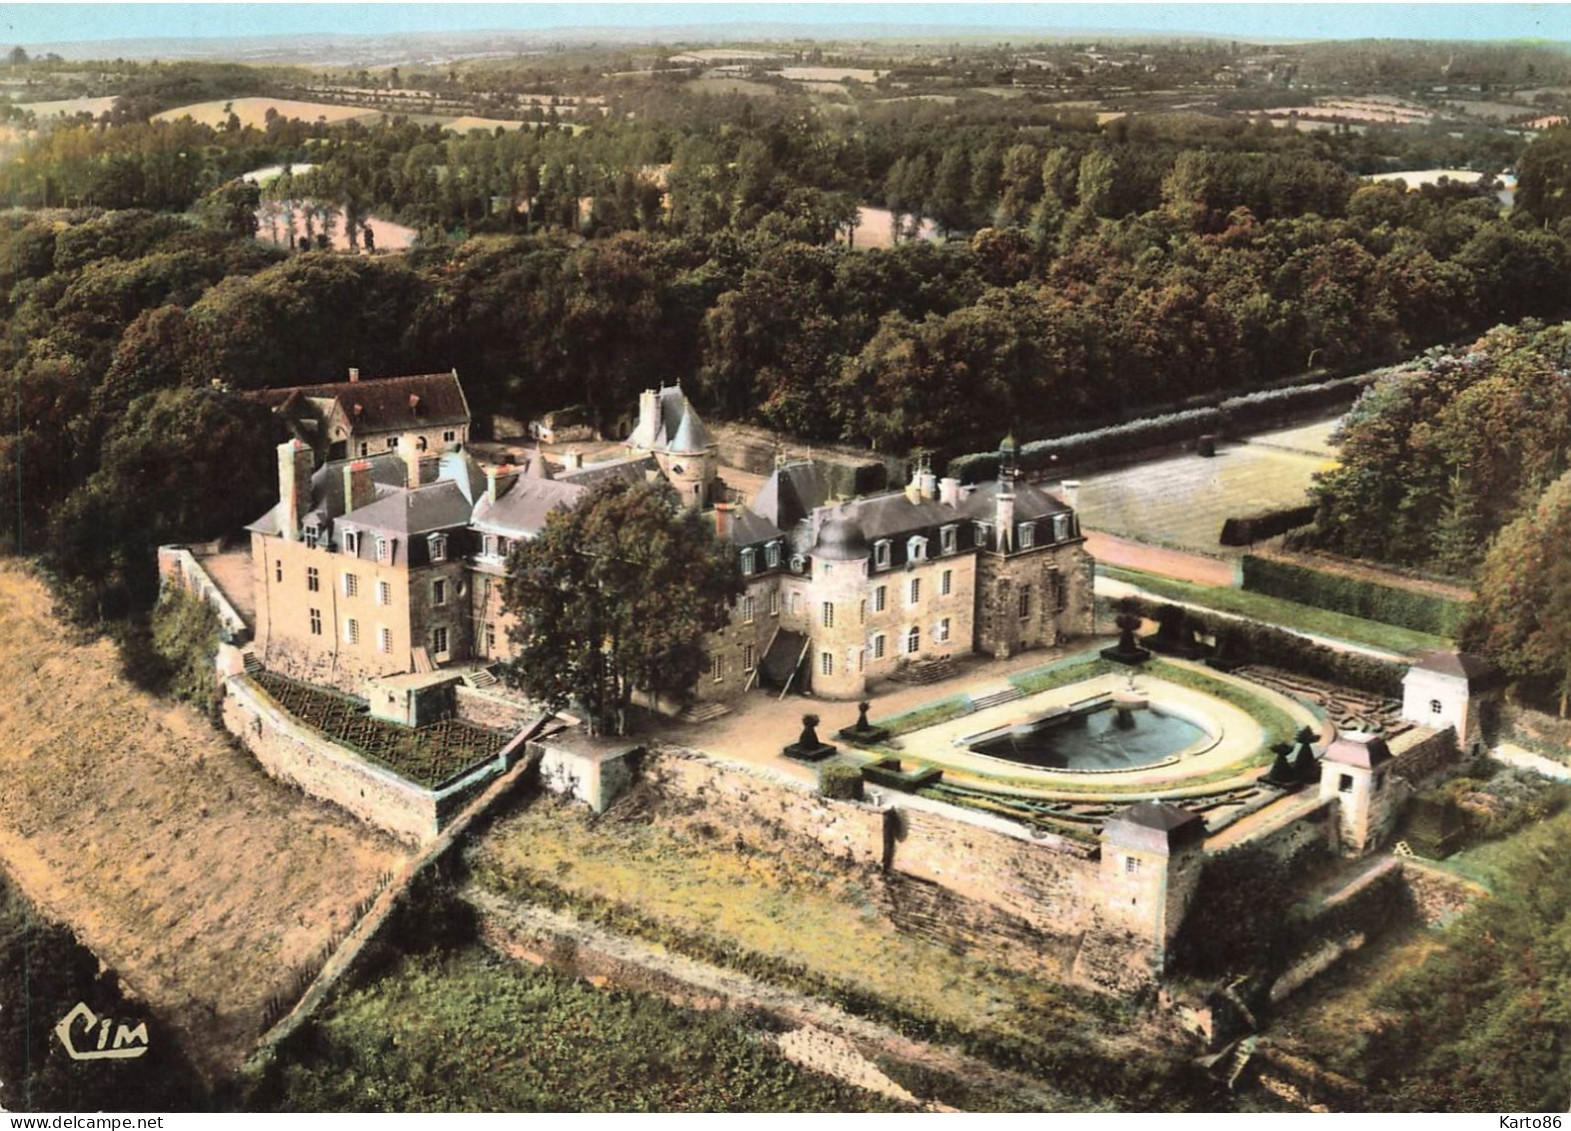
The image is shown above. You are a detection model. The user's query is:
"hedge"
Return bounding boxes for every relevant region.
[818,762,864,801]
[1115,594,1407,698]
[944,369,1389,484]
[1220,505,1319,546]
[1241,555,1467,638]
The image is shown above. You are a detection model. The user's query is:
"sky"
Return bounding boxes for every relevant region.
[0,3,1567,47]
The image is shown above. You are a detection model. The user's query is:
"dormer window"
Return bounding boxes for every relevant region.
[342,529,360,556]
[790,554,805,573]
[907,536,928,562]
[974,521,991,549]
[376,535,392,563]
[483,534,498,558]
[429,534,448,563]
[765,541,781,568]
[1052,513,1072,542]
[303,524,319,550]
[740,548,756,575]
[874,540,891,569]
[940,524,957,554]
[1018,523,1035,550]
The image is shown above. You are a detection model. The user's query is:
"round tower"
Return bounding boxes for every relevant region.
[809,514,871,699]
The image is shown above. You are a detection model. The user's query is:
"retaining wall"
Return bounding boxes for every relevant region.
[455,684,539,732]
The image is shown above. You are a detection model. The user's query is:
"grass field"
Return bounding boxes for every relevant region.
[262,946,896,1112]
[0,560,408,1081]
[1100,565,1450,656]
[156,97,382,128]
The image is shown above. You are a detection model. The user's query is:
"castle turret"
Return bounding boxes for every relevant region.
[1098,801,1207,957]
[995,436,1018,553]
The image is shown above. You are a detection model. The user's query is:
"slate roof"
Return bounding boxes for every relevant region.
[557,453,661,491]
[1411,651,1496,685]
[627,385,713,452]
[245,451,405,535]
[471,476,588,537]
[1322,732,1394,770]
[750,462,827,530]
[1102,801,1207,854]
[341,480,475,538]
[713,507,782,546]
[253,371,470,433]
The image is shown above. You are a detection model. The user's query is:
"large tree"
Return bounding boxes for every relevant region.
[500,479,741,735]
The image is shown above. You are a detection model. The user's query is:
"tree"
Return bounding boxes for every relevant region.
[500,479,742,735]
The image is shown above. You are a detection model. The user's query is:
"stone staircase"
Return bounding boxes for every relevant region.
[969,685,1023,712]
[240,646,264,676]
[677,701,731,724]
[888,656,956,686]
[464,665,501,690]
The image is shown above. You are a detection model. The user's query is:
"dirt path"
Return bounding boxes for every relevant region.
[1084,531,1238,587]
[465,885,1081,1112]
[0,561,410,1082]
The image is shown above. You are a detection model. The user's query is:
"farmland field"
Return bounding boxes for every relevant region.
[0,560,408,1082]
[156,97,382,128]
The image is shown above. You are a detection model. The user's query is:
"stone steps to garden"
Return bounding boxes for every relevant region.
[969,685,1024,712]
[678,701,732,724]
[888,656,956,685]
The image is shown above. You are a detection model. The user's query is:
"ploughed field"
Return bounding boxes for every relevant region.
[0,561,409,1082]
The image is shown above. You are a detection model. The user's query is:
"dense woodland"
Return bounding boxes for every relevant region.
[5,53,1571,626]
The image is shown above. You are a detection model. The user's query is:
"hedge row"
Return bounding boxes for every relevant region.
[945,370,1382,484]
[1115,593,1407,698]
[1219,505,1319,546]
[1241,555,1468,638]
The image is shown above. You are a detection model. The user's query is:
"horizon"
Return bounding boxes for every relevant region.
[0,3,1567,50]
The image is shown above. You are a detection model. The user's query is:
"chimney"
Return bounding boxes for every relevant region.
[563,448,583,471]
[344,459,375,513]
[714,501,734,540]
[637,388,660,446]
[1059,479,1081,510]
[995,481,1016,554]
[939,477,961,507]
[277,439,313,540]
[486,462,519,504]
[348,367,360,383]
[918,467,938,502]
[401,432,435,487]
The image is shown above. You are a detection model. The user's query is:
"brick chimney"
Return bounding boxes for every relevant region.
[939,477,961,507]
[348,367,360,383]
[486,463,519,504]
[714,501,734,539]
[344,460,375,513]
[277,440,313,540]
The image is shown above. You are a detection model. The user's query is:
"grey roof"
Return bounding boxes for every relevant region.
[1323,732,1394,770]
[628,385,712,452]
[814,514,871,561]
[341,480,475,538]
[961,479,1073,522]
[1411,651,1495,684]
[714,507,782,546]
[558,453,660,490]
[1102,801,1207,854]
[245,451,405,535]
[751,461,827,530]
[436,447,488,505]
[471,476,588,537]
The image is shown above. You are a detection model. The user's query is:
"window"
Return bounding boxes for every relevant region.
[874,540,891,569]
[357,442,368,457]
[1018,522,1035,549]
[1052,514,1071,542]
[377,580,391,606]
[342,530,359,556]
[343,572,359,598]
[378,626,392,654]
[307,567,320,593]
[274,560,283,583]
[769,589,781,617]
[859,599,866,624]
[309,608,322,636]
[740,548,755,575]
[789,592,802,615]
[874,585,887,613]
[432,626,449,655]
[940,525,957,554]
[822,602,834,628]
[429,534,448,563]
[1430,699,1444,715]
[304,526,319,550]
[484,534,498,558]
[872,634,886,660]
[1051,566,1067,613]
[908,578,921,606]
[1125,856,1141,875]
[941,569,952,597]
[1019,585,1032,620]
[1338,773,1354,794]
[443,430,456,443]
[906,625,921,655]
[387,437,399,449]
[743,644,756,672]
[375,535,391,563]
[907,536,927,562]
[741,595,756,624]
[485,623,496,654]
[938,617,951,643]
[974,521,991,548]
[765,541,781,568]
[432,579,448,607]
[712,653,725,681]
[344,617,360,645]
[820,651,833,676]
[498,537,510,558]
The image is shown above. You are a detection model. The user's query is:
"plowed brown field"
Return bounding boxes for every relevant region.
[0,561,409,1082]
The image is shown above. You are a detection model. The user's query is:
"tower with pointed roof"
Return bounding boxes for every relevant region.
[626,385,718,509]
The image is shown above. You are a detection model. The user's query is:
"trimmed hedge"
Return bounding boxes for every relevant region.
[945,370,1384,484]
[1220,505,1318,546]
[1242,555,1467,638]
[818,762,864,801]
[1116,593,1406,698]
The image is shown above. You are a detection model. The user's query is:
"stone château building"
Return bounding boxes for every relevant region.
[240,375,1094,702]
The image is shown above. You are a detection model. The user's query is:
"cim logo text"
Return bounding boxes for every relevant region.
[54,1003,149,1061]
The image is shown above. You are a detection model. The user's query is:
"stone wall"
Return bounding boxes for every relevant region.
[455,685,538,732]
[223,675,439,843]
[1390,726,1460,789]
[1400,860,1486,927]
[1242,796,1339,863]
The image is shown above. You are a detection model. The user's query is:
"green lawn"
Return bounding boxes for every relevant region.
[1099,566,1450,656]
[261,947,900,1112]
